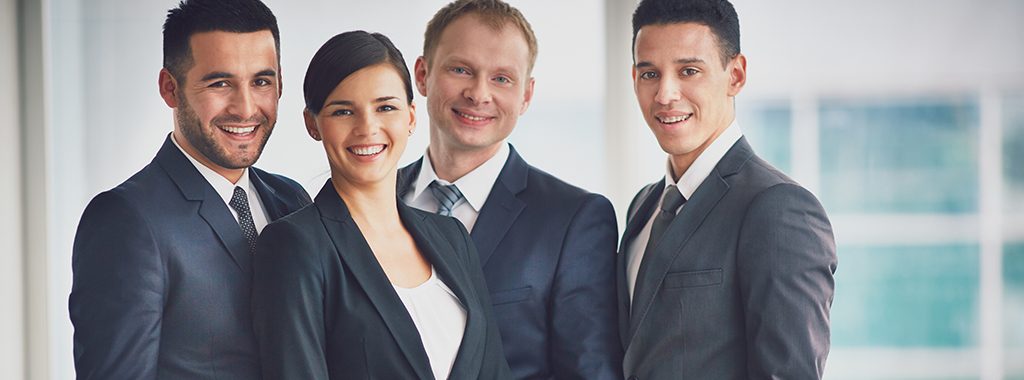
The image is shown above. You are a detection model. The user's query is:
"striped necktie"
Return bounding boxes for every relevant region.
[428,180,464,217]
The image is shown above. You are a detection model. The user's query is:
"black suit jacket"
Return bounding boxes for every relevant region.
[398,145,622,380]
[70,135,311,379]
[618,137,837,379]
[251,181,512,380]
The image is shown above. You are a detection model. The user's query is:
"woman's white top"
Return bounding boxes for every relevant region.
[393,267,468,380]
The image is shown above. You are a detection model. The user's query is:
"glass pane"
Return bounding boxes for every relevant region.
[819,99,979,214]
[831,244,979,347]
[1005,243,1024,378]
[1005,93,1024,213]
[738,102,791,174]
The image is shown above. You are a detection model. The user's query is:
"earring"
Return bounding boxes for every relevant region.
[408,130,413,136]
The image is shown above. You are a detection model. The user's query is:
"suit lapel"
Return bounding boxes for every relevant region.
[156,135,251,273]
[625,139,754,349]
[315,183,433,380]
[616,182,662,348]
[470,146,527,266]
[396,157,422,201]
[250,168,287,221]
[399,204,485,380]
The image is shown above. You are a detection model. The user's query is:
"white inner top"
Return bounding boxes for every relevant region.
[393,267,468,379]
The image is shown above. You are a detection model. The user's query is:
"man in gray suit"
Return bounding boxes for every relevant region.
[618,0,838,378]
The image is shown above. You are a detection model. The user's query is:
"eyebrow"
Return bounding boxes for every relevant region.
[635,57,706,68]
[199,69,277,82]
[323,96,401,107]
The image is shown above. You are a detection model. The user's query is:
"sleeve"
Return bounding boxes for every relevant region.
[251,218,329,379]
[549,194,624,380]
[454,218,514,380]
[69,191,164,380]
[737,183,838,379]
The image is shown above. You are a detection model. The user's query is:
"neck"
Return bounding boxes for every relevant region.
[331,171,401,232]
[428,136,502,183]
[172,130,245,184]
[668,117,733,182]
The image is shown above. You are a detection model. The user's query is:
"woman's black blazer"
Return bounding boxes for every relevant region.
[252,181,512,379]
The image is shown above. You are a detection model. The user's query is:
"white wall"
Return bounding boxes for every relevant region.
[1,0,26,377]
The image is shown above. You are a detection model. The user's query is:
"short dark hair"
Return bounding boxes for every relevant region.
[423,0,538,73]
[162,0,280,81]
[632,0,740,67]
[302,31,413,114]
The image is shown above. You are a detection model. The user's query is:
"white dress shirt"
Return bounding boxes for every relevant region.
[404,143,511,233]
[626,122,743,300]
[393,267,468,380]
[171,133,269,233]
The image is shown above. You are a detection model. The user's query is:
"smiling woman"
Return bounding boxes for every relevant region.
[250,30,512,380]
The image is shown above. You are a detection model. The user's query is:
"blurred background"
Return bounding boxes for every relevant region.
[2,0,1022,378]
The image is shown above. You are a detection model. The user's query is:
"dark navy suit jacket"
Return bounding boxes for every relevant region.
[251,181,512,380]
[69,136,311,379]
[398,145,623,379]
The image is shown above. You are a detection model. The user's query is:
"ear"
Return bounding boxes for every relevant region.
[277,67,284,99]
[727,53,747,97]
[519,77,535,116]
[303,109,321,141]
[414,56,429,97]
[407,101,417,136]
[158,68,179,108]
[631,65,639,94]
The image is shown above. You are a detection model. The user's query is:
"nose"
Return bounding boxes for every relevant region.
[353,112,381,137]
[228,85,258,119]
[463,76,492,105]
[653,77,682,106]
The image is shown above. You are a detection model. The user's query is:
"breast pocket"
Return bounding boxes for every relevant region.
[490,286,533,306]
[662,268,722,289]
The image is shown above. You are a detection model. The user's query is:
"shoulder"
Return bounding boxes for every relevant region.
[521,164,611,210]
[251,167,309,199]
[261,203,323,241]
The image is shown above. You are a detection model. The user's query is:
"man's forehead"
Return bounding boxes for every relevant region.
[186,30,278,72]
[635,23,718,60]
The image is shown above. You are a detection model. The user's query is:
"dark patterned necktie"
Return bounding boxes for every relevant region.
[643,185,687,255]
[229,186,258,254]
[429,180,464,217]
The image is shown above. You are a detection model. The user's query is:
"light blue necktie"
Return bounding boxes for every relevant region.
[428,180,464,217]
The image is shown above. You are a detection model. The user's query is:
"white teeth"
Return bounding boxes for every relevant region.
[220,125,256,134]
[658,114,692,124]
[456,111,488,122]
[350,145,385,156]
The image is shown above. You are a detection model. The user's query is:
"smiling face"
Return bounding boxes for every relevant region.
[415,14,534,158]
[305,63,416,189]
[633,22,746,177]
[159,30,281,181]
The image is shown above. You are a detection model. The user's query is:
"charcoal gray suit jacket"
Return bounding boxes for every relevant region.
[619,137,838,379]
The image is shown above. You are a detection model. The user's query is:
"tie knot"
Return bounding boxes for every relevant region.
[660,185,686,213]
[428,180,464,217]
[229,186,250,213]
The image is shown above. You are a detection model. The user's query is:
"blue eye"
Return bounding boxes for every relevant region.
[494,76,511,84]
[451,67,469,75]
[379,105,397,112]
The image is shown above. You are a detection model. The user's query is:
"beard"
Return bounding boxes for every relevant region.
[175,94,274,170]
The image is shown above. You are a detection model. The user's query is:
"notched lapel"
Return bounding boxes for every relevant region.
[627,173,730,347]
[156,135,252,273]
[315,184,433,380]
[470,146,528,266]
[249,169,287,221]
[399,205,485,379]
[616,182,662,348]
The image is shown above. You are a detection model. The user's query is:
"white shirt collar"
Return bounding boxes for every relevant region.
[410,142,511,212]
[663,120,743,200]
[170,133,254,206]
